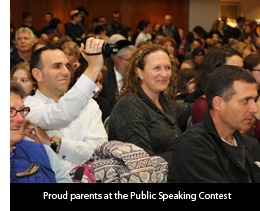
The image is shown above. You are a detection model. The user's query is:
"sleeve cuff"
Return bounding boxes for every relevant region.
[74,74,99,98]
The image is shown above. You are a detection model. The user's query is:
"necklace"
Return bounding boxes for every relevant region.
[10,146,16,159]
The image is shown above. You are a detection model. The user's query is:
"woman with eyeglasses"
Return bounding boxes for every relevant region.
[10,81,71,183]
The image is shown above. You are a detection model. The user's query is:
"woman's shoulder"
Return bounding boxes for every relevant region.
[111,94,147,119]
[116,94,144,107]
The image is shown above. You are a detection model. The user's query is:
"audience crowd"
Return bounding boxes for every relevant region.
[10,6,260,183]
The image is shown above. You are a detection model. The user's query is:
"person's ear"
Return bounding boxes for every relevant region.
[31,68,42,82]
[136,67,143,80]
[212,96,223,111]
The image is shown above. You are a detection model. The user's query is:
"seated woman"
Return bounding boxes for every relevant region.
[108,45,192,162]
[10,81,71,183]
[11,62,37,96]
[191,46,243,124]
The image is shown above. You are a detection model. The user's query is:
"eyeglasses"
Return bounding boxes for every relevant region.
[10,107,30,118]
[118,57,130,62]
[252,69,260,72]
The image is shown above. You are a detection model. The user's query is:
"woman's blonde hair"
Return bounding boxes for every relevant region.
[117,44,177,104]
[62,41,80,57]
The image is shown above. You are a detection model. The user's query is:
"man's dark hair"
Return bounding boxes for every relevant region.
[30,45,62,82]
[95,25,106,34]
[139,20,151,31]
[205,65,256,109]
[236,16,245,23]
[45,12,53,18]
[22,12,31,19]
[10,81,26,99]
[49,18,62,30]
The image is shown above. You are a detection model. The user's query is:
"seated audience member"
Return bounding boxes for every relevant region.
[32,41,47,54]
[10,81,71,183]
[58,35,72,49]
[188,46,243,124]
[244,54,260,92]
[10,27,35,70]
[103,34,126,71]
[62,41,80,78]
[46,17,62,36]
[158,37,179,66]
[70,63,110,122]
[243,54,260,143]
[180,59,199,71]
[191,47,205,64]
[176,68,197,100]
[40,12,52,35]
[11,62,37,96]
[152,31,166,44]
[211,31,221,46]
[108,45,192,162]
[100,40,136,110]
[24,38,107,171]
[48,33,61,46]
[168,65,260,183]
[21,12,36,35]
[135,20,151,47]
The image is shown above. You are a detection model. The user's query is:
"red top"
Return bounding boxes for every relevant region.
[192,96,208,124]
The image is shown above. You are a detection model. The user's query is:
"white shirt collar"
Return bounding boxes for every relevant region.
[34,89,56,104]
[114,66,123,82]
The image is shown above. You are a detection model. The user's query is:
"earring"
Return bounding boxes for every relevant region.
[140,77,143,80]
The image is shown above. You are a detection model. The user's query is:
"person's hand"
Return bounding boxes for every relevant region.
[24,124,51,146]
[80,37,104,82]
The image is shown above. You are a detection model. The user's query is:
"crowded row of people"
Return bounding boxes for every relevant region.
[10,8,260,183]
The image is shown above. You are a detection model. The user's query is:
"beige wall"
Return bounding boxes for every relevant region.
[189,0,219,33]
[189,0,260,33]
[220,0,260,21]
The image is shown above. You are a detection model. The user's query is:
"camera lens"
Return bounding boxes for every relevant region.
[102,43,111,54]
[102,43,118,54]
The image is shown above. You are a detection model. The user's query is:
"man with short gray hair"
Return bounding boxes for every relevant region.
[101,40,136,110]
[10,27,35,70]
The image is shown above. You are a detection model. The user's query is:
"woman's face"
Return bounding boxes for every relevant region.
[165,41,174,55]
[137,50,172,97]
[10,93,26,146]
[63,47,78,69]
[12,69,34,96]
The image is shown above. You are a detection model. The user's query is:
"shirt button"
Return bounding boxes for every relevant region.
[92,90,96,94]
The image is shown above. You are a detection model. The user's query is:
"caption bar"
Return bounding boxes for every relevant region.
[43,191,232,202]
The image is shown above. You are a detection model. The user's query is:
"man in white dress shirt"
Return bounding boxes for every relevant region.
[24,38,107,171]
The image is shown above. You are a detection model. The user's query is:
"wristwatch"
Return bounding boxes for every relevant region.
[50,137,61,152]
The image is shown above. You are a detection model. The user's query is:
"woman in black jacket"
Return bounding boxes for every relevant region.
[108,45,192,162]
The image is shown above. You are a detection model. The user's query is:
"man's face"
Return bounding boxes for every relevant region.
[112,13,120,24]
[219,81,258,132]
[116,49,134,77]
[75,14,83,23]
[44,14,52,25]
[164,16,172,26]
[16,32,35,53]
[38,49,71,99]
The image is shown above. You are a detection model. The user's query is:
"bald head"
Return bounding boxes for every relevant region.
[164,15,172,26]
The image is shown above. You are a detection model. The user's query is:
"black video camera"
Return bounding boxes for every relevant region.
[102,43,118,54]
